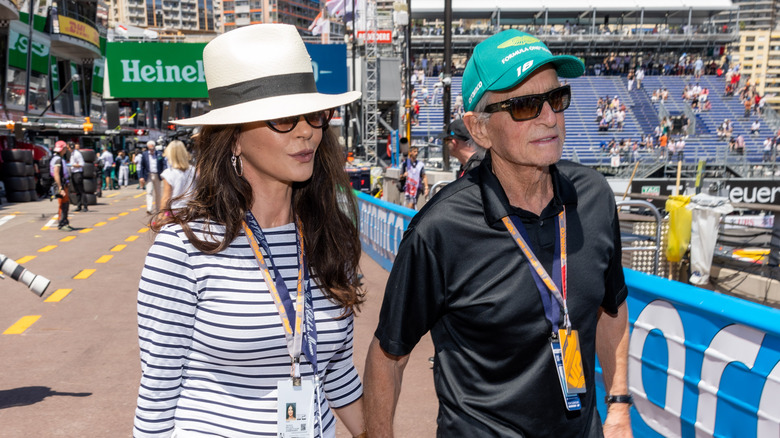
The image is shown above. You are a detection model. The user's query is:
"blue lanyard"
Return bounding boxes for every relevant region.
[503,210,569,334]
[243,211,318,375]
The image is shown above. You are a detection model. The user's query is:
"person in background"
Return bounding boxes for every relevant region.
[133,149,144,189]
[159,140,195,212]
[444,118,484,178]
[68,142,88,212]
[51,141,73,230]
[99,146,115,190]
[139,140,167,214]
[400,145,428,209]
[364,30,631,437]
[134,23,366,438]
[116,150,130,187]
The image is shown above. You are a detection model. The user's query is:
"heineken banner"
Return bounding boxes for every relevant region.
[105,41,350,99]
[8,20,51,74]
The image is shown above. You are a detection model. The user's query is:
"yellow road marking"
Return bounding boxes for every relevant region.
[139,204,146,208]
[105,193,118,198]
[125,235,139,242]
[60,235,76,242]
[108,217,118,221]
[3,316,41,334]
[79,228,93,234]
[138,227,150,233]
[134,193,145,198]
[96,255,113,263]
[119,212,129,216]
[38,245,57,252]
[94,222,107,227]
[74,269,96,279]
[15,256,36,264]
[45,289,72,302]
[110,244,127,252]
[130,208,139,212]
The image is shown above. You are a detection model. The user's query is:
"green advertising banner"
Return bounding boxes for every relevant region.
[8,21,51,74]
[93,58,104,94]
[105,42,208,99]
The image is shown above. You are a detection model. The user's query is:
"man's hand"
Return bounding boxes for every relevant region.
[603,403,632,438]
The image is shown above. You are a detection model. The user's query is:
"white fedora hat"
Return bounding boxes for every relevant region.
[175,24,361,126]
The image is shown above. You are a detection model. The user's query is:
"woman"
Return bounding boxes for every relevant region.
[134,24,366,438]
[159,140,195,211]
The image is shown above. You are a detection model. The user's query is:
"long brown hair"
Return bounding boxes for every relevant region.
[153,124,364,313]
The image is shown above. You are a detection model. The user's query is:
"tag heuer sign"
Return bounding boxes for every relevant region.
[105,42,209,99]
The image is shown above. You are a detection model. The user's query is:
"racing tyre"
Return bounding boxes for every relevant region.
[83,177,97,194]
[2,162,27,176]
[83,162,96,178]
[7,190,32,203]
[25,164,34,176]
[4,176,32,191]
[1,149,34,164]
[81,149,97,162]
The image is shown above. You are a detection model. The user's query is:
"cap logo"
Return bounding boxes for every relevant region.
[497,35,540,49]
[501,45,550,65]
[517,60,534,76]
[468,80,483,105]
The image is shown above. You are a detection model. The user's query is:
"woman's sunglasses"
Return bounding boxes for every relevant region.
[265,108,335,133]
[482,85,571,122]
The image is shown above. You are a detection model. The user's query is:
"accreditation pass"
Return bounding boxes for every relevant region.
[277,379,315,437]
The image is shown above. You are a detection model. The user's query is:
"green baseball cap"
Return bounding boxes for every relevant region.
[462,30,585,112]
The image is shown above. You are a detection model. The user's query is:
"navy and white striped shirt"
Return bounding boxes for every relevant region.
[134,221,362,437]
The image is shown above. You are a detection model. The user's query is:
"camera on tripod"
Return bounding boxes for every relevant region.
[0,254,51,297]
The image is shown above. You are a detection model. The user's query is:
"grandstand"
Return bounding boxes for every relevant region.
[410,73,777,167]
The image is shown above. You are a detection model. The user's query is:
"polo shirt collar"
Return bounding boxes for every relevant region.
[479,152,578,226]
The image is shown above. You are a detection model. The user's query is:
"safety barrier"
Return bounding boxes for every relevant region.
[355,191,780,437]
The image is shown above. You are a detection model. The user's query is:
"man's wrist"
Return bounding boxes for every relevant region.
[605,394,633,406]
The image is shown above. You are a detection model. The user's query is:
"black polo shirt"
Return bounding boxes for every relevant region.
[374,154,628,437]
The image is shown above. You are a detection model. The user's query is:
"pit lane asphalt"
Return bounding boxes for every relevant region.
[0,188,437,437]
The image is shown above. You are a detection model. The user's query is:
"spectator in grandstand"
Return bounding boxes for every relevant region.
[758,94,767,116]
[694,57,704,79]
[659,132,669,159]
[453,93,464,117]
[675,137,685,161]
[365,29,631,438]
[717,119,733,141]
[735,134,746,155]
[661,88,669,101]
[616,108,625,132]
[627,69,635,91]
[651,89,660,102]
[763,137,774,161]
[752,119,761,135]
[636,67,645,89]
[134,24,366,438]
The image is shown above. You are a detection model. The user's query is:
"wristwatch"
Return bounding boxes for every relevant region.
[605,394,634,405]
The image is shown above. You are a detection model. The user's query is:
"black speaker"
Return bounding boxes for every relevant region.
[106,101,120,129]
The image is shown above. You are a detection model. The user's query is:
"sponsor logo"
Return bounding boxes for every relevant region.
[120,59,206,83]
[468,81,483,105]
[501,45,550,65]
[497,35,540,49]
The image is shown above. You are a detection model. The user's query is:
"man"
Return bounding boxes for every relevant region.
[51,141,73,230]
[99,146,115,190]
[444,118,484,178]
[138,140,166,214]
[68,142,88,212]
[364,30,631,437]
[400,145,428,210]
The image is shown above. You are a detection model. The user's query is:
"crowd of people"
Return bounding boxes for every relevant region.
[596,95,628,132]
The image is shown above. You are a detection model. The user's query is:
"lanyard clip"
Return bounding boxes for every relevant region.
[291,356,301,386]
[564,312,572,336]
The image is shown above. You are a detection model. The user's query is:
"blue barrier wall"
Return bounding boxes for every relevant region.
[355,192,780,437]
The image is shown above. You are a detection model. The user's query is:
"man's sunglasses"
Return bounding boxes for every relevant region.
[265,108,335,133]
[482,85,571,122]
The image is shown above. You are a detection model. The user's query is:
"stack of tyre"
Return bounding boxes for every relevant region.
[1,149,37,203]
[72,148,98,206]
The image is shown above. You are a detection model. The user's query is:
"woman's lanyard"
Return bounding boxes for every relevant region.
[501,208,570,336]
[242,212,318,383]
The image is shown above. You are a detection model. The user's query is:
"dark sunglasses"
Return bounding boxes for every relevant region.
[483,85,571,121]
[265,108,335,133]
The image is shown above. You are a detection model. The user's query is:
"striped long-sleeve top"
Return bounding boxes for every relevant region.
[134,221,362,437]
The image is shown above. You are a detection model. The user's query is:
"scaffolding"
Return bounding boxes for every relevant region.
[362,0,378,164]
